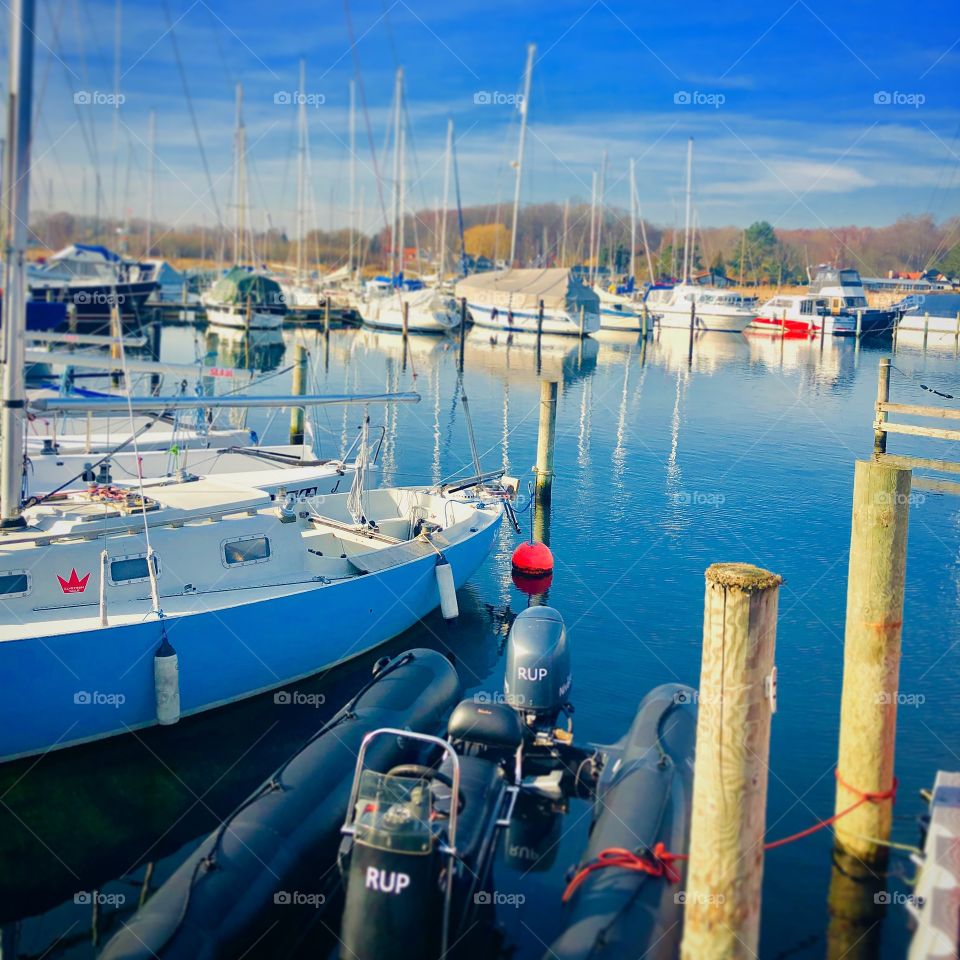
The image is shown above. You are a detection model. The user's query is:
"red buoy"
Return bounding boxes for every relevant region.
[511,541,554,577]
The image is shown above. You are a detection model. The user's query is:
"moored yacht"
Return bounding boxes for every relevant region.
[456,268,601,337]
[201,267,287,330]
[644,283,756,333]
[807,265,896,336]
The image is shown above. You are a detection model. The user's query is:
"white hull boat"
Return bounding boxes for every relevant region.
[644,284,755,333]
[361,289,460,334]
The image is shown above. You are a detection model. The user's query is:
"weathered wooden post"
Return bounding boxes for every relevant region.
[833,459,910,865]
[402,300,409,341]
[820,311,826,350]
[579,303,586,338]
[458,297,467,372]
[323,296,331,336]
[873,358,890,456]
[855,308,863,340]
[922,311,929,351]
[289,343,307,445]
[534,379,558,507]
[642,302,648,339]
[537,299,544,338]
[681,562,782,960]
[688,298,696,364]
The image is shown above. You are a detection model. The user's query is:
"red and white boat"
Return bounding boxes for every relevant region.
[748,294,833,337]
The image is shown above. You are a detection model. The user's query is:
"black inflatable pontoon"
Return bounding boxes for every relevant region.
[99,648,459,960]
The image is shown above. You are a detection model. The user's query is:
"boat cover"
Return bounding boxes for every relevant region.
[456,268,599,313]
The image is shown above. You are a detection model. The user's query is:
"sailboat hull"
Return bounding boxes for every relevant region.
[0,508,500,762]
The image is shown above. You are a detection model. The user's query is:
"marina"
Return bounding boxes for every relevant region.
[1,0,960,956]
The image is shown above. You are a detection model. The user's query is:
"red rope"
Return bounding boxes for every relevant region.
[561,771,898,902]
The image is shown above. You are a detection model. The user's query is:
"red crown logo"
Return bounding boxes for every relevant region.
[57,568,90,594]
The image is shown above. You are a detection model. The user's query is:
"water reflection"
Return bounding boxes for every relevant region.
[205,326,287,373]
[463,328,598,386]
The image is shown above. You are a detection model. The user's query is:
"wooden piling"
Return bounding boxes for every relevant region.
[856,308,863,340]
[642,302,648,340]
[324,296,331,336]
[289,343,307,446]
[833,460,910,864]
[688,299,696,364]
[402,300,409,340]
[922,312,929,351]
[873,358,891,456]
[537,299,544,338]
[955,311,960,358]
[534,380,558,506]
[681,562,782,960]
[579,304,586,338]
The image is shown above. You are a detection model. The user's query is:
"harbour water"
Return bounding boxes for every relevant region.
[2,324,958,958]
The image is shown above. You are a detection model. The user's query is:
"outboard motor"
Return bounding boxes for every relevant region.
[340,768,442,960]
[504,606,571,731]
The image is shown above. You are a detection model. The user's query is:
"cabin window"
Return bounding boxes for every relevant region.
[800,301,811,315]
[222,534,272,567]
[110,554,158,585]
[0,571,30,597]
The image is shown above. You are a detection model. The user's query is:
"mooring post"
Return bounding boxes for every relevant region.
[688,299,695,364]
[873,358,891,456]
[833,459,910,865]
[579,303,586,338]
[324,296,331,336]
[642,302,648,339]
[537,299,544,338]
[458,297,467,372]
[856,308,863,340]
[402,300,409,341]
[681,562,782,960]
[922,311,929,351]
[820,311,826,351]
[534,379,558,507]
[289,343,307,446]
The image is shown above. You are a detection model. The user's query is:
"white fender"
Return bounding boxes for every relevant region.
[435,557,458,620]
[154,636,181,725]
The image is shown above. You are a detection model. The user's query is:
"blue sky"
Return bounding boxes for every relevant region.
[9,0,960,237]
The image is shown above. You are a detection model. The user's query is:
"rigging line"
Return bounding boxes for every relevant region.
[161,0,224,231]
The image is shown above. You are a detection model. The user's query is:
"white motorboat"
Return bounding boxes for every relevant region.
[361,285,460,334]
[202,268,286,330]
[643,283,756,333]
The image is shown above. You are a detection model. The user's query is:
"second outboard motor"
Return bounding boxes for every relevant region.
[340,768,442,960]
[504,606,571,727]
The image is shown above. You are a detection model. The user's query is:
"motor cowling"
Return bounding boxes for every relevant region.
[504,606,571,722]
[339,771,442,960]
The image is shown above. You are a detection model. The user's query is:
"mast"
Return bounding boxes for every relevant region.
[233,83,245,265]
[296,59,307,284]
[509,42,535,267]
[682,136,693,282]
[629,157,636,282]
[1,0,35,528]
[588,170,597,284]
[560,198,569,268]
[439,117,453,282]
[390,68,402,281]
[146,109,156,257]
[348,78,356,279]
[398,104,406,282]
[595,150,607,283]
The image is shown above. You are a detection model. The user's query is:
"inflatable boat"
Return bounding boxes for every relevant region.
[102,609,697,960]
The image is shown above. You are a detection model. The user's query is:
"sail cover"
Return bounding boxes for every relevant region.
[455,268,599,313]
